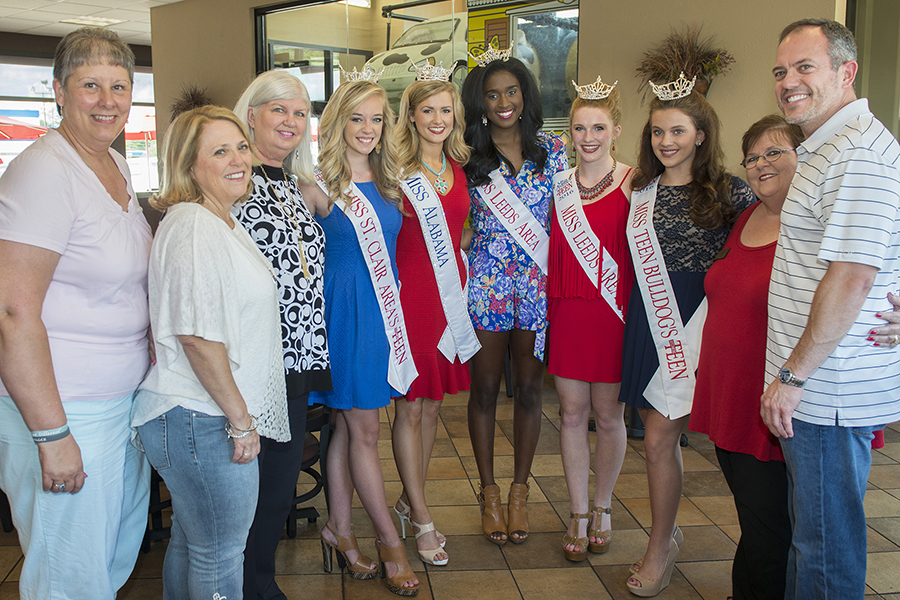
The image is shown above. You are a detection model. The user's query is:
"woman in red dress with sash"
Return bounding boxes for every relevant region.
[392,72,476,567]
[548,77,634,562]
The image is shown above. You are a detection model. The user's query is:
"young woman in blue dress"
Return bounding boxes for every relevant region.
[302,79,419,597]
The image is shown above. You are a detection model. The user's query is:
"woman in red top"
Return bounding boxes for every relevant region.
[392,75,472,567]
[548,78,635,562]
[691,115,802,600]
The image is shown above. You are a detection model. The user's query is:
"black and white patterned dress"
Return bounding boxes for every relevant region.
[233,163,331,396]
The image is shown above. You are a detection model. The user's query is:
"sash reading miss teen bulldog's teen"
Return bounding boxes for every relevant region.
[626,176,698,418]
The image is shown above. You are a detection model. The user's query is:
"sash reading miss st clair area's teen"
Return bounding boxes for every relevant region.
[476,168,550,275]
[552,168,624,323]
[316,170,418,394]
[400,172,481,363]
[626,176,699,419]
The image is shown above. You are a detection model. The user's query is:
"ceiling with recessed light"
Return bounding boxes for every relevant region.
[0,0,183,45]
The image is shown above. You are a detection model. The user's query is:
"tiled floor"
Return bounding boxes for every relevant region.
[2,377,900,599]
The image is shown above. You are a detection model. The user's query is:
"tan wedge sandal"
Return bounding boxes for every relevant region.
[562,512,590,562]
[589,506,612,554]
[507,482,530,544]
[478,484,507,545]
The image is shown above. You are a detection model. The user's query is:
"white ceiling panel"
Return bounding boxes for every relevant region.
[22,21,85,35]
[0,15,47,31]
[0,1,60,10]
[0,0,181,42]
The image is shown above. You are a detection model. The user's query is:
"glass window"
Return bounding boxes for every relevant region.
[513,7,578,123]
[393,18,460,48]
[0,62,157,192]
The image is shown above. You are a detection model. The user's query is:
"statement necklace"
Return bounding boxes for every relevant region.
[422,152,449,194]
[576,159,617,201]
[259,165,310,278]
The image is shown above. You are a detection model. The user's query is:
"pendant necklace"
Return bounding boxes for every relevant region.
[422,152,449,195]
[259,165,310,278]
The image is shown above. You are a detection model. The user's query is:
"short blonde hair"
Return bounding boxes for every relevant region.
[317,81,401,209]
[151,106,254,211]
[396,80,469,177]
[233,70,314,183]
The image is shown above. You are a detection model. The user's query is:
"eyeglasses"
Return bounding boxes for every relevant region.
[741,147,796,169]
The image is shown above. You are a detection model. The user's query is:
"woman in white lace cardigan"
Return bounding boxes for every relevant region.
[131,106,288,600]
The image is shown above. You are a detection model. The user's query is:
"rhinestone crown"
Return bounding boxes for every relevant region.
[340,65,384,83]
[649,72,697,101]
[468,46,511,68]
[572,76,617,100]
[413,61,453,82]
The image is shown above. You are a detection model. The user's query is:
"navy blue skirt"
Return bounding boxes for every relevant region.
[618,272,706,409]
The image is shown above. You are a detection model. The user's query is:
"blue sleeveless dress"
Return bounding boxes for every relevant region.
[310,182,404,410]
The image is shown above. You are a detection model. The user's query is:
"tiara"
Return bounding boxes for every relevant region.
[649,72,697,101]
[468,46,511,68]
[412,60,453,82]
[572,76,617,100]
[340,65,384,83]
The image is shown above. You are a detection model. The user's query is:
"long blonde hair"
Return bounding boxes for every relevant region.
[396,80,469,177]
[317,81,401,208]
[151,106,254,210]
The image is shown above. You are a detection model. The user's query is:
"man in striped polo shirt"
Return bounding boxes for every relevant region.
[760,18,900,600]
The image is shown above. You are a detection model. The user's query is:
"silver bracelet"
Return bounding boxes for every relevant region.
[225,415,258,439]
[31,424,70,444]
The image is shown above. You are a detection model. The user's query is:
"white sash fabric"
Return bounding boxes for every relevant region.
[316,170,418,393]
[643,298,706,419]
[400,172,481,363]
[552,168,624,323]
[626,176,699,418]
[476,168,549,275]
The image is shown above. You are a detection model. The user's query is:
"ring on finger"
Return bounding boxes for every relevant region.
[893,334,900,346]
[54,483,65,491]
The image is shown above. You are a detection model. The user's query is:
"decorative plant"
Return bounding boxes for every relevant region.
[169,85,213,120]
[635,24,735,99]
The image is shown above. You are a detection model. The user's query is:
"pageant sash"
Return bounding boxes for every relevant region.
[400,173,481,363]
[476,168,549,275]
[552,168,624,323]
[643,298,707,419]
[316,170,418,393]
[626,176,697,418]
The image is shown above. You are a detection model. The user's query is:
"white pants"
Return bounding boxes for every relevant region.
[0,393,150,600]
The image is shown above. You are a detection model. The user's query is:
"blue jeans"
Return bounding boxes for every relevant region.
[779,418,881,600]
[138,405,259,600]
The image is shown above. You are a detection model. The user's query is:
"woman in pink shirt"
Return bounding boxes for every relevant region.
[0,28,152,600]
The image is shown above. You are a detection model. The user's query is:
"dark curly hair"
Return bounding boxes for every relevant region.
[632,90,737,230]
[462,57,546,187]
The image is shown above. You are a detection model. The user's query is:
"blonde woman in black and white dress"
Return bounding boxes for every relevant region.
[232,70,332,600]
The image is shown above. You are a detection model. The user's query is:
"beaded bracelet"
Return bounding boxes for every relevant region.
[31,424,71,444]
[225,415,258,439]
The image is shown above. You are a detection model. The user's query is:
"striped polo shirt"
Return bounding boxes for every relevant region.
[766,99,900,427]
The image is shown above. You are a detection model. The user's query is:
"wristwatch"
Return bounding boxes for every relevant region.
[778,367,806,388]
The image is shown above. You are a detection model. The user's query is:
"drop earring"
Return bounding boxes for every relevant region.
[482,115,488,126]
[375,142,382,154]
